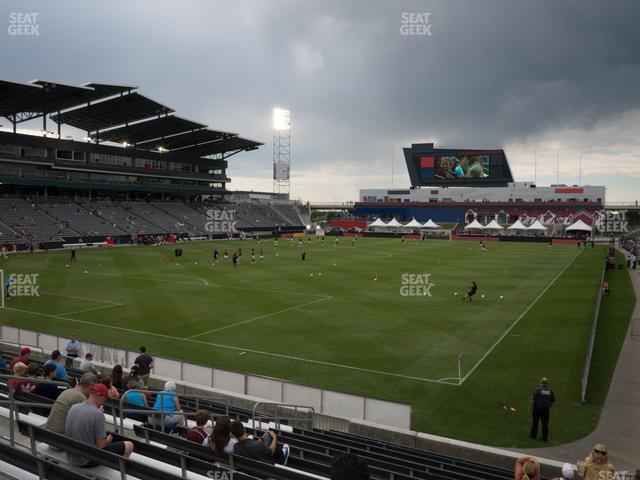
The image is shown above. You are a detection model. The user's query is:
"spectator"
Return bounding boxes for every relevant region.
[151,380,182,433]
[79,352,98,374]
[576,444,615,480]
[8,347,31,370]
[20,363,40,393]
[45,373,97,434]
[515,456,540,480]
[65,335,81,368]
[602,280,610,296]
[634,469,640,480]
[186,410,210,444]
[209,416,236,453]
[230,421,289,465]
[123,376,149,422]
[133,346,154,386]
[101,376,120,400]
[331,452,370,480]
[35,363,61,400]
[9,362,28,392]
[550,463,575,480]
[44,350,69,381]
[65,384,134,467]
[111,364,124,390]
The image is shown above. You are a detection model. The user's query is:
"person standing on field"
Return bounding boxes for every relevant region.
[529,376,555,442]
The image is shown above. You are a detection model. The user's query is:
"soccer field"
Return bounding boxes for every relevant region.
[0,238,631,447]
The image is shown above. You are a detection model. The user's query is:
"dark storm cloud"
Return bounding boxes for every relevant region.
[1,0,638,197]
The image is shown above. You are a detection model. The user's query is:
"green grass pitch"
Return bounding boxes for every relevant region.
[0,237,634,447]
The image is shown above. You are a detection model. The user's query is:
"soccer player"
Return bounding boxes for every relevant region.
[213,249,219,264]
[232,251,239,268]
[4,274,15,300]
[70,249,77,262]
[301,251,306,264]
[259,248,264,262]
[480,240,487,251]
[463,281,478,301]
[223,249,228,261]
[335,237,339,247]
[251,248,256,263]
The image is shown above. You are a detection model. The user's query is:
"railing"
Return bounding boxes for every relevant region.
[580,263,607,403]
[251,402,315,431]
[0,374,70,446]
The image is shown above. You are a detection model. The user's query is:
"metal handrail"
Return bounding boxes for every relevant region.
[118,389,230,433]
[0,374,71,446]
[0,340,45,356]
[251,402,315,431]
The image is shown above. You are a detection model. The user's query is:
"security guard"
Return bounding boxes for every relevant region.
[529,376,555,441]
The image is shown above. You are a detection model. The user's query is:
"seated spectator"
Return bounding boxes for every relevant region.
[577,444,615,480]
[209,416,236,453]
[331,453,370,480]
[101,376,120,400]
[45,373,97,434]
[35,363,62,400]
[44,350,69,380]
[151,381,183,433]
[602,280,610,296]
[111,364,124,390]
[8,347,30,370]
[79,352,99,375]
[0,357,6,369]
[515,457,540,480]
[10,362,29,392]
[123,377,149,422]
[186,410,210,444]
[230,421,289,465]
[551,463,575,480]
[65,384,134,467]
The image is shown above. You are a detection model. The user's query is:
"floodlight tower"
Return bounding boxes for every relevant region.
[273,108,291,196]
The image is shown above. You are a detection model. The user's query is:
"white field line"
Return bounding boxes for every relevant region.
[458,250,582,385]
[57,303,124,317]
[39,292,121,305]
[50,268,327,298]
[4,306,452,385]
[186,296,333,339]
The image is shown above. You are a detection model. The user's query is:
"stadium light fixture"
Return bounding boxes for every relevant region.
[273,108,291,131]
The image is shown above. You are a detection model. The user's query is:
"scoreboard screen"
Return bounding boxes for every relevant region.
[405,144,514,187]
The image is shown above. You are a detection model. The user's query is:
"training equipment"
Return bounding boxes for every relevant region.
[500,402,519,414]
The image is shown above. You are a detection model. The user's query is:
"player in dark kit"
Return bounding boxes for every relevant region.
[213,249,219,264]
[70,249,77,262]
[301,251,306,263]
[463,281,478,301]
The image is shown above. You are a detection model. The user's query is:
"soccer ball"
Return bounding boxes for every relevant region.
[65,264,69,267]
[481,294,485,298]
[84,271,88,274]
[454,292,458,296]
[318,273,323,276]
[310,273,314,277]
[194,262,198,265]
[500,295,504,299]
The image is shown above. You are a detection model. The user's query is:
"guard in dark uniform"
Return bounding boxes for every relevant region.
[529,376,555,441]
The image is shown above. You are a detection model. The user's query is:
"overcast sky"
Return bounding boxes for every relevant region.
[2,0,639,202]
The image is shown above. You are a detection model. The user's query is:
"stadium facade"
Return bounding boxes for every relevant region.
[0,79,306,248]
[355,143,606,225]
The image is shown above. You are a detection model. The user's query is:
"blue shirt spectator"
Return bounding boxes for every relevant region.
[44,350,68,380]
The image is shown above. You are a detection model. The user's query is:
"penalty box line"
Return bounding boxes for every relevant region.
[458,249,583,385]
[4,306,456,386]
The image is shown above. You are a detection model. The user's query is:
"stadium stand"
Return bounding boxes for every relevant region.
[0,347,524,480]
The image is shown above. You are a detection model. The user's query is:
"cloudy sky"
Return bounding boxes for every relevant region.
[2,0,639,202]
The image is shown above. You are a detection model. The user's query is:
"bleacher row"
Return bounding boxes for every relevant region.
[0,348,519,480]
[0,197,306,245]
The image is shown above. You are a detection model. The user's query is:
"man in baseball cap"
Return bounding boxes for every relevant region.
[65,382,134,466]
[8,347,30,370]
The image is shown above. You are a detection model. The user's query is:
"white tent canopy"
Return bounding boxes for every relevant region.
[386,218,402,228]
[422,219,441,229]
[484,219,503,230]
[507,219,528,230]
[368,218,387,227]
[566,219,592,232]
[404,218,423,228]
[528,220,548,231]
[464,219,486,230]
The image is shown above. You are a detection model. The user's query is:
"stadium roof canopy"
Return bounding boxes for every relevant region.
[0,79,132,121]
[51,92,174,131]
[136,127,235,151]
[178,136,263,156]
[92,115,206,145]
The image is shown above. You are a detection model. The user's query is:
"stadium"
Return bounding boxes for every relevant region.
[1,2,639,480]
